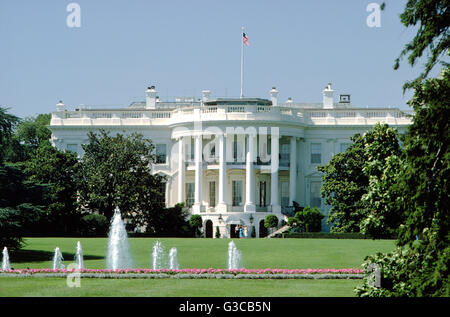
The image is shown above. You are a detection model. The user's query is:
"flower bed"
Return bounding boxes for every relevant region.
[0,268,364,279]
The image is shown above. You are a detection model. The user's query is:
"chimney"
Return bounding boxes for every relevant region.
[322,83,334,109]
[56,100,66,112]
[270,87,279,107]
[202,90,211,102]
[146,85,157,109]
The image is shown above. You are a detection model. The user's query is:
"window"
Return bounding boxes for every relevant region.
[186,183,195,208]
[232,180,243,207]
[281,182,289,207]
[310,181,322,208]
[209,181,216,207]
[190,141,195,161]
[66,144,78,153]
[158,182,166,205]
[310,143,322,164]
[280,143,290,163]
[156,144,167,164]
[259,181,267,207]
[340,143,350,153]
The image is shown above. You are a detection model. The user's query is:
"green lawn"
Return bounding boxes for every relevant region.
[0,278,361,297]
[1,237,395,297]
[10,237,395,269]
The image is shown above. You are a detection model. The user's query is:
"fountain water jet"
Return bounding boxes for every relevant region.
[106,208,133,270]
[2,247,11,270]
[75,241,84,269]
[169,247,179,270]
[152,241,166,269]
[52,247,65,269]
[227,241,243,269]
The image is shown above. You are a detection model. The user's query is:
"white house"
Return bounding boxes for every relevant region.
[49,84,412,238]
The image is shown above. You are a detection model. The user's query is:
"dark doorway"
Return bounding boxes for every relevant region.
[259,220,268,238]
[230,224,239,238]
[205,220,213,238]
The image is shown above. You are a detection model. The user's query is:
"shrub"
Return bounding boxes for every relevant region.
[264,214,278,229]
[189,215,203,237]
[289,206,324,232]
[215,226,221,239]
[80,214,109,237]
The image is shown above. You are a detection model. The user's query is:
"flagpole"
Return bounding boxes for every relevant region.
[240,26,244,99]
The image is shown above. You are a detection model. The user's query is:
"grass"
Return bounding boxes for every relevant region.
[10,237,395,269]
[1,237,395,297]
[0,277,360,297]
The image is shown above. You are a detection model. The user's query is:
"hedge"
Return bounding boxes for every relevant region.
[280,232,396,239]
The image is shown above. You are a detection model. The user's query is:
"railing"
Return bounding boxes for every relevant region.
[52,105,413,127]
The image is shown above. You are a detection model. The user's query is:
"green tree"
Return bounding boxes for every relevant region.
[189,214,203,237]
[356,0,449,297]
[264,214,279,234]
[79,214,109,237]
[0,107,20,162]
[23,141,80,235]
[76,130,186,236]
[215,226,221,239]
[393,0,450,90]
[318,134,368,232]
[357,70,449,297]
[3,113,51,163]
[145,203,192,237]
[0,107,45,249]
[359,123,404,238]
[0,165,47,249]
[287,206,324,233]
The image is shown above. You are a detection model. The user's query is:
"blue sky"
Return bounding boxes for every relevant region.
[0,0,437,118]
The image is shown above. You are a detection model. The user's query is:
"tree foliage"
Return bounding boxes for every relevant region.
[264,214,278,229]
[77,130,165,223]
[393,0,450,90]
[0,165,47,249]
[23,141,80,235]
[0,107,20,162]
[0,107,46,249]
[357,70,450,297]
[2,113,51,163]
[318,134,368,232]
[287,206,324,233]
[360,124,404,238]
[76,130,191,236]
[319,124,403,236]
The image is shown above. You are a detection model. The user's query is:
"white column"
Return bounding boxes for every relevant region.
[270,134,281,213]
[217,133,227,213]
[289,136,297,206]
[244,134,256,212]
[193,134,202,213]
[178,137,185,203]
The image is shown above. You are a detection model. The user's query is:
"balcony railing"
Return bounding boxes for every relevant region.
[51,105,413,127]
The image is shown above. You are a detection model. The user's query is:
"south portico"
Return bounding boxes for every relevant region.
[171,117,304,238]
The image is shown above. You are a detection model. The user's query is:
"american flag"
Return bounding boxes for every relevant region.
[243,32,249,46]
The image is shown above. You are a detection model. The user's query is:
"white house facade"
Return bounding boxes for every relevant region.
[49,84,412,238]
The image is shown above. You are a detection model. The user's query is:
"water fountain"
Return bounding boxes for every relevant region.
[169,247,179,270]
[52,247,65,269]
[75,241,84,269]
[106,208,133,270]
[2,247,11,270]
[227,241,243,269]
[152,241,166,269]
